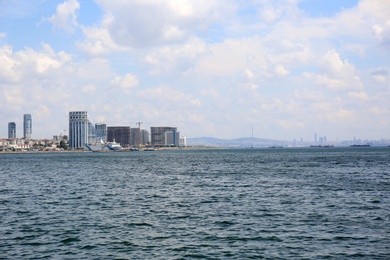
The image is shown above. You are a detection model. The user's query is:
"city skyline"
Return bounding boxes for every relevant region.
[0,1,389,140]
[1,110,388,144]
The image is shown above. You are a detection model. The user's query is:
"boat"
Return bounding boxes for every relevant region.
[143,147,155,151]
[85,139,107,151]
[350,144,371,147]
[268,146,283,148]
[106,141,123,151]
[130,147,139,151]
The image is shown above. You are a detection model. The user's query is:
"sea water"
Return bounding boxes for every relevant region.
[1,148,389,259]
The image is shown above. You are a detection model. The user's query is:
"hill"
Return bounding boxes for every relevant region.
[186,137,286,148]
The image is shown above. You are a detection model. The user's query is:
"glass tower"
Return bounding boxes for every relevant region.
[8,122,16,139]
[69,111,89,149]
[23,114,32,139]
[95,123,107,142]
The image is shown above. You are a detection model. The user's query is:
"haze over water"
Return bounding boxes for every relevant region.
[1,148,389,259]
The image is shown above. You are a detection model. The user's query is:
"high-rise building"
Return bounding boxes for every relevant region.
[141,129,149,145]
[95,123,107,142]
[179,137,187,147]
[69,111,89,149]
[107,126,131,147]
[151,127,177,146]
[165,130,180,146]
[23,114,32,139]
[8,122,16,139]
[88,121,96,144]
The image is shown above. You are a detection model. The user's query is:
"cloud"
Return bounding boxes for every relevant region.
[274,64,289,77]
[82,84,96,93]
[111,73,139,90]
[86,0,236,49]
[302,49,364,91]
[2,0,390,140]
[239,83,258,90]
[319,49,355,76]
[136,85,201,108]
[348,91,369,102]
[371,67,389,83]
[47,0,80,33]
[0,43,71,83]
[143,37,207,74]
[77,14,131,56]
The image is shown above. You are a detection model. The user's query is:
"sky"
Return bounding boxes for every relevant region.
[0,0,389,141]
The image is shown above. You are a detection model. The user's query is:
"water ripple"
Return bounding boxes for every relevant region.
[1,148,389,259]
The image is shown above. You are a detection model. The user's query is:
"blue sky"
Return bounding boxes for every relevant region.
[0,0,389,141]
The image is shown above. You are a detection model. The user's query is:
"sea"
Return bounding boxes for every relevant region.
[0,147,389,259]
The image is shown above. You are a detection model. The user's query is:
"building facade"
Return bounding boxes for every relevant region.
[69,111,89,149]
[8,122,16,139]
[151,127,177,146]
[107,126,131,147]
[23,114,32,139]
[179,136,187,147]
[141,129,149,145]
[165,131,180,146]
[95,123,107,142]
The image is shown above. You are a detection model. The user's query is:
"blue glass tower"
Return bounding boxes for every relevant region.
[8,122,16,139]
[23,114,32,139]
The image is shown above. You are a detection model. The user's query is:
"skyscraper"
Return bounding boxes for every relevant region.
[23,114,32,139]
[69,111,89,149]
[95,123,107,142]
[8,122,16,139]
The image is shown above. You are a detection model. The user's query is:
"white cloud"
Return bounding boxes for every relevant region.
[143,37,207,74]
[319,49,355,76]
[111,73,139,90]
[93,0,236,48]
[136,85,202,108]
[194,37,267,77]
[0,43,71,83]
[371,67,389,83]
[77,14,130,56]
[239,83,258,90]
[274,64,289,77]
[82,84,96,93]
[348,91,369,102]
[302,49,365,91]
[47,0,80,33]
[2,0,390,140]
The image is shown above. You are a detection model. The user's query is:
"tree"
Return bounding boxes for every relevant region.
[59,140,68,150]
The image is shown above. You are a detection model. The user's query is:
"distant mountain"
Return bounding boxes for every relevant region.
[186,137,286,148]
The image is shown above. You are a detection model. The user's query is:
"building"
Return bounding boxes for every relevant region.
[107,126,131,147]
[95,123,107,142]
[165,130,180,146]
[8,122,16,139]
[151,127,177,147]
[130,127,140,147]
[131,128,150,146]
[23,114,32,139]
[141,129,149,145]
[179,136,187,147]
[69,111,89,149]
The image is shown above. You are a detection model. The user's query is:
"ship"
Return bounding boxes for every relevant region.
[85,139,107,151]
[106,141,123,151]
[350,144,371,147]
